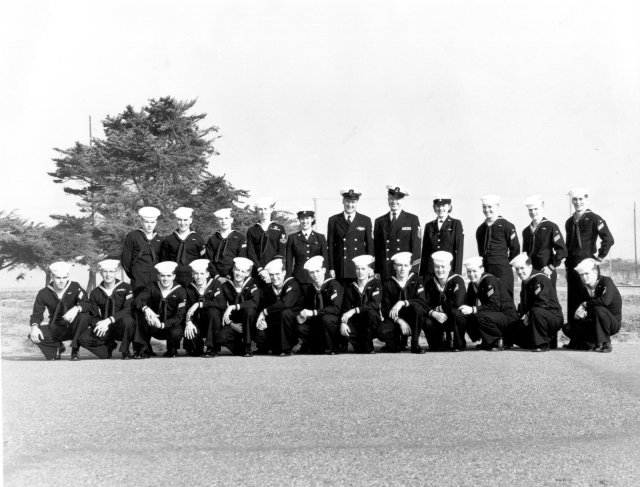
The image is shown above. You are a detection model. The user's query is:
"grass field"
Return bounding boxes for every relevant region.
[2,287,639,357]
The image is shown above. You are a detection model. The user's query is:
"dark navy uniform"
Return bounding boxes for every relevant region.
[374,211,421,280]
[563,275,621,349]
[420,217,464,279]
[88,281,135,357]
[160,231,206,288]
[507,271,564,349]
[134,283,187,356]
[377,273,427,352]
[212,277,261,355]
[461,274,518,348]
[476,217,520,298]
[327,213,374,282]
[522,218,567,287]
[565,210,614,319]
[298,279,344,353]
[183,279,218,356]
[205,230,247,280]
[121,230,162,293]
[424,274,467,351]
[286,231,328,284]
[246,222,287,279]
[259,277,303,355]
[29,282,108,360]
[341,278,382,353]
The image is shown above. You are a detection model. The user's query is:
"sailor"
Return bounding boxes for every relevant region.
[205,208,247,282]
[286,208,328,284]
[160,207,206,288]
[28,262,108,360]
[374,185,421,281]
[246,198,287,286]
[296,256,344,355]
[121,206,163,294]
[419,194,464,280]
[88,259,136,359]
[475,194,520,298]
[327,187,374,285]
[183,258,218,357]
[521,194,567,288]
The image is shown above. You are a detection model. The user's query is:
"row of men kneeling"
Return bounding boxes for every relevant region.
[28,249,622,360]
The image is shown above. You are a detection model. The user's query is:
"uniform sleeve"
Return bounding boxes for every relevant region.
[326,217,335,272]
[121,234,135,278]
[210,286,227,312]
[476,279,503,313]
[204,237,218,279]
[411,215,422,271]
[373,218,384,275]
[595,216,614,260]
[444,277,466,314]
[507,223,520,260]
[551,224,567,268]
[476,225,483,256]
[165,289,187,329]
[134,285,153,310]
[277,226,287,261]
[320,233,329,265]
[239,284,261,310]
[380,280,394,318]
[318,281,343,316]
[408,277,427,310]
[113,287,134,322]
[453,220,464,276]
[584,278,618,309]
[29,289,47,325]
[238,233,247,258]
[88,289,101,319]
[75,285,92,313]
[419,225,431,277]
[266,281,301,314]
[245,228,260,269]
[361,281,382,314]
[364,216,374,257]
[285,235,294,276]
[159,238,169,263]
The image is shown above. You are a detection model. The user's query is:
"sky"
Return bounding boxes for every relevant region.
[1,0,640,286]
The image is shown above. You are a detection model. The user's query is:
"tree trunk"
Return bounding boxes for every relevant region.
[86,270,97,293]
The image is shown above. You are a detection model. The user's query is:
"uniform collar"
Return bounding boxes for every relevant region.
[98,280,123,296]
[174,230,195,240]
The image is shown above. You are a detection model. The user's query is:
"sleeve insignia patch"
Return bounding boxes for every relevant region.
[554,234,561,241]
[487,289,494,297]
[178,302,186,308]
[372,290,380,296]
[331,292,338,300]
[598,222,604,230]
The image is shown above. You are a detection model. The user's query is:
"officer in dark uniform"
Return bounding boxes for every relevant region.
[458,256,519,351]
[28,262,109,360]
[521,195,567,288]
[507,253,564,352]
[121,206,163,294]
[256,258,303,356]
[340,255,381,354]
[246,197,288,286]
[374,185,422,281]
[419,194,464,280]
[296,256,344,354]
[564,188,614,326]
[286,208,328,284]
[205,208,247,282]
[377,252,427,353]
[563,258,621,353]
[423,251,467,352]
[327,188,373,286]
[160,207,207,288]
[183,259,218,357]
[133,261,187,358]
[476,194,520,298]
[88,259,136,359]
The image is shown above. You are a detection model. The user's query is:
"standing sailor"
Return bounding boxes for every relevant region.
[246,197,287,286]
[160,207,206,288]
[121,206,163,294]
[205,208,247,282]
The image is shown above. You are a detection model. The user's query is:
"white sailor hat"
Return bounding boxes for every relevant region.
[154,261,178,274]
[254,197,276,209]
[386,185,410,198]
[431,251,453,265]
[524,195,544,209]
[173,207,193,219]
[480,194,501,205]
[213,208,232,219]
[509,253,530,268]
[98,259,121,271]
[138,206,161,219]
[264,258,285,274]
[574,258,600,274]
[463,256,484,270]
[352,255,375,267]
[391,252,412,265]
[233,257,254,271]
[296,207,315,218]
[568,187,590,199]
[49,261,72,275]
[340,187,362,200]
[433,194,452,205]
[189,259,210,273]
[303,255,325,272]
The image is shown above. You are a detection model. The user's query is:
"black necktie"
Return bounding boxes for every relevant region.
[391,212,396,225]
[347,215,352,224]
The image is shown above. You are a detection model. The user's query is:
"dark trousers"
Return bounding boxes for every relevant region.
[87,315,136,355]
[297,313,341,353]
[425,310,467,350]
[565,266,583,321]
[475,310,518,347]
[134,311,184,353]
[183,308,215,355]
[31,313,109,360]
[376,304,425,351]
[485,262,514,298]
[344,309,379,353]
[213,307,257,354]
[264,309,298,354]
[505,308,564,348]
[562,306,621,347]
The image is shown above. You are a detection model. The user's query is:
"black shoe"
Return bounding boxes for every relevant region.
[163,350,177,358]
[475,341,490,351]
[55,345,66,360]
[489,339,504,352]
[379,345,400,353]
[532,344,550,352]
[70,349,80,361]
[411,346,425,354]
[243,348,253,357]
[278,350,291,357]
[132,350,150,360]
[121,351,132,360]
[599,342,612,353]
[254,348,270,355]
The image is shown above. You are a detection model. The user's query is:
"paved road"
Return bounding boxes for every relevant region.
[3,345,640,486]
